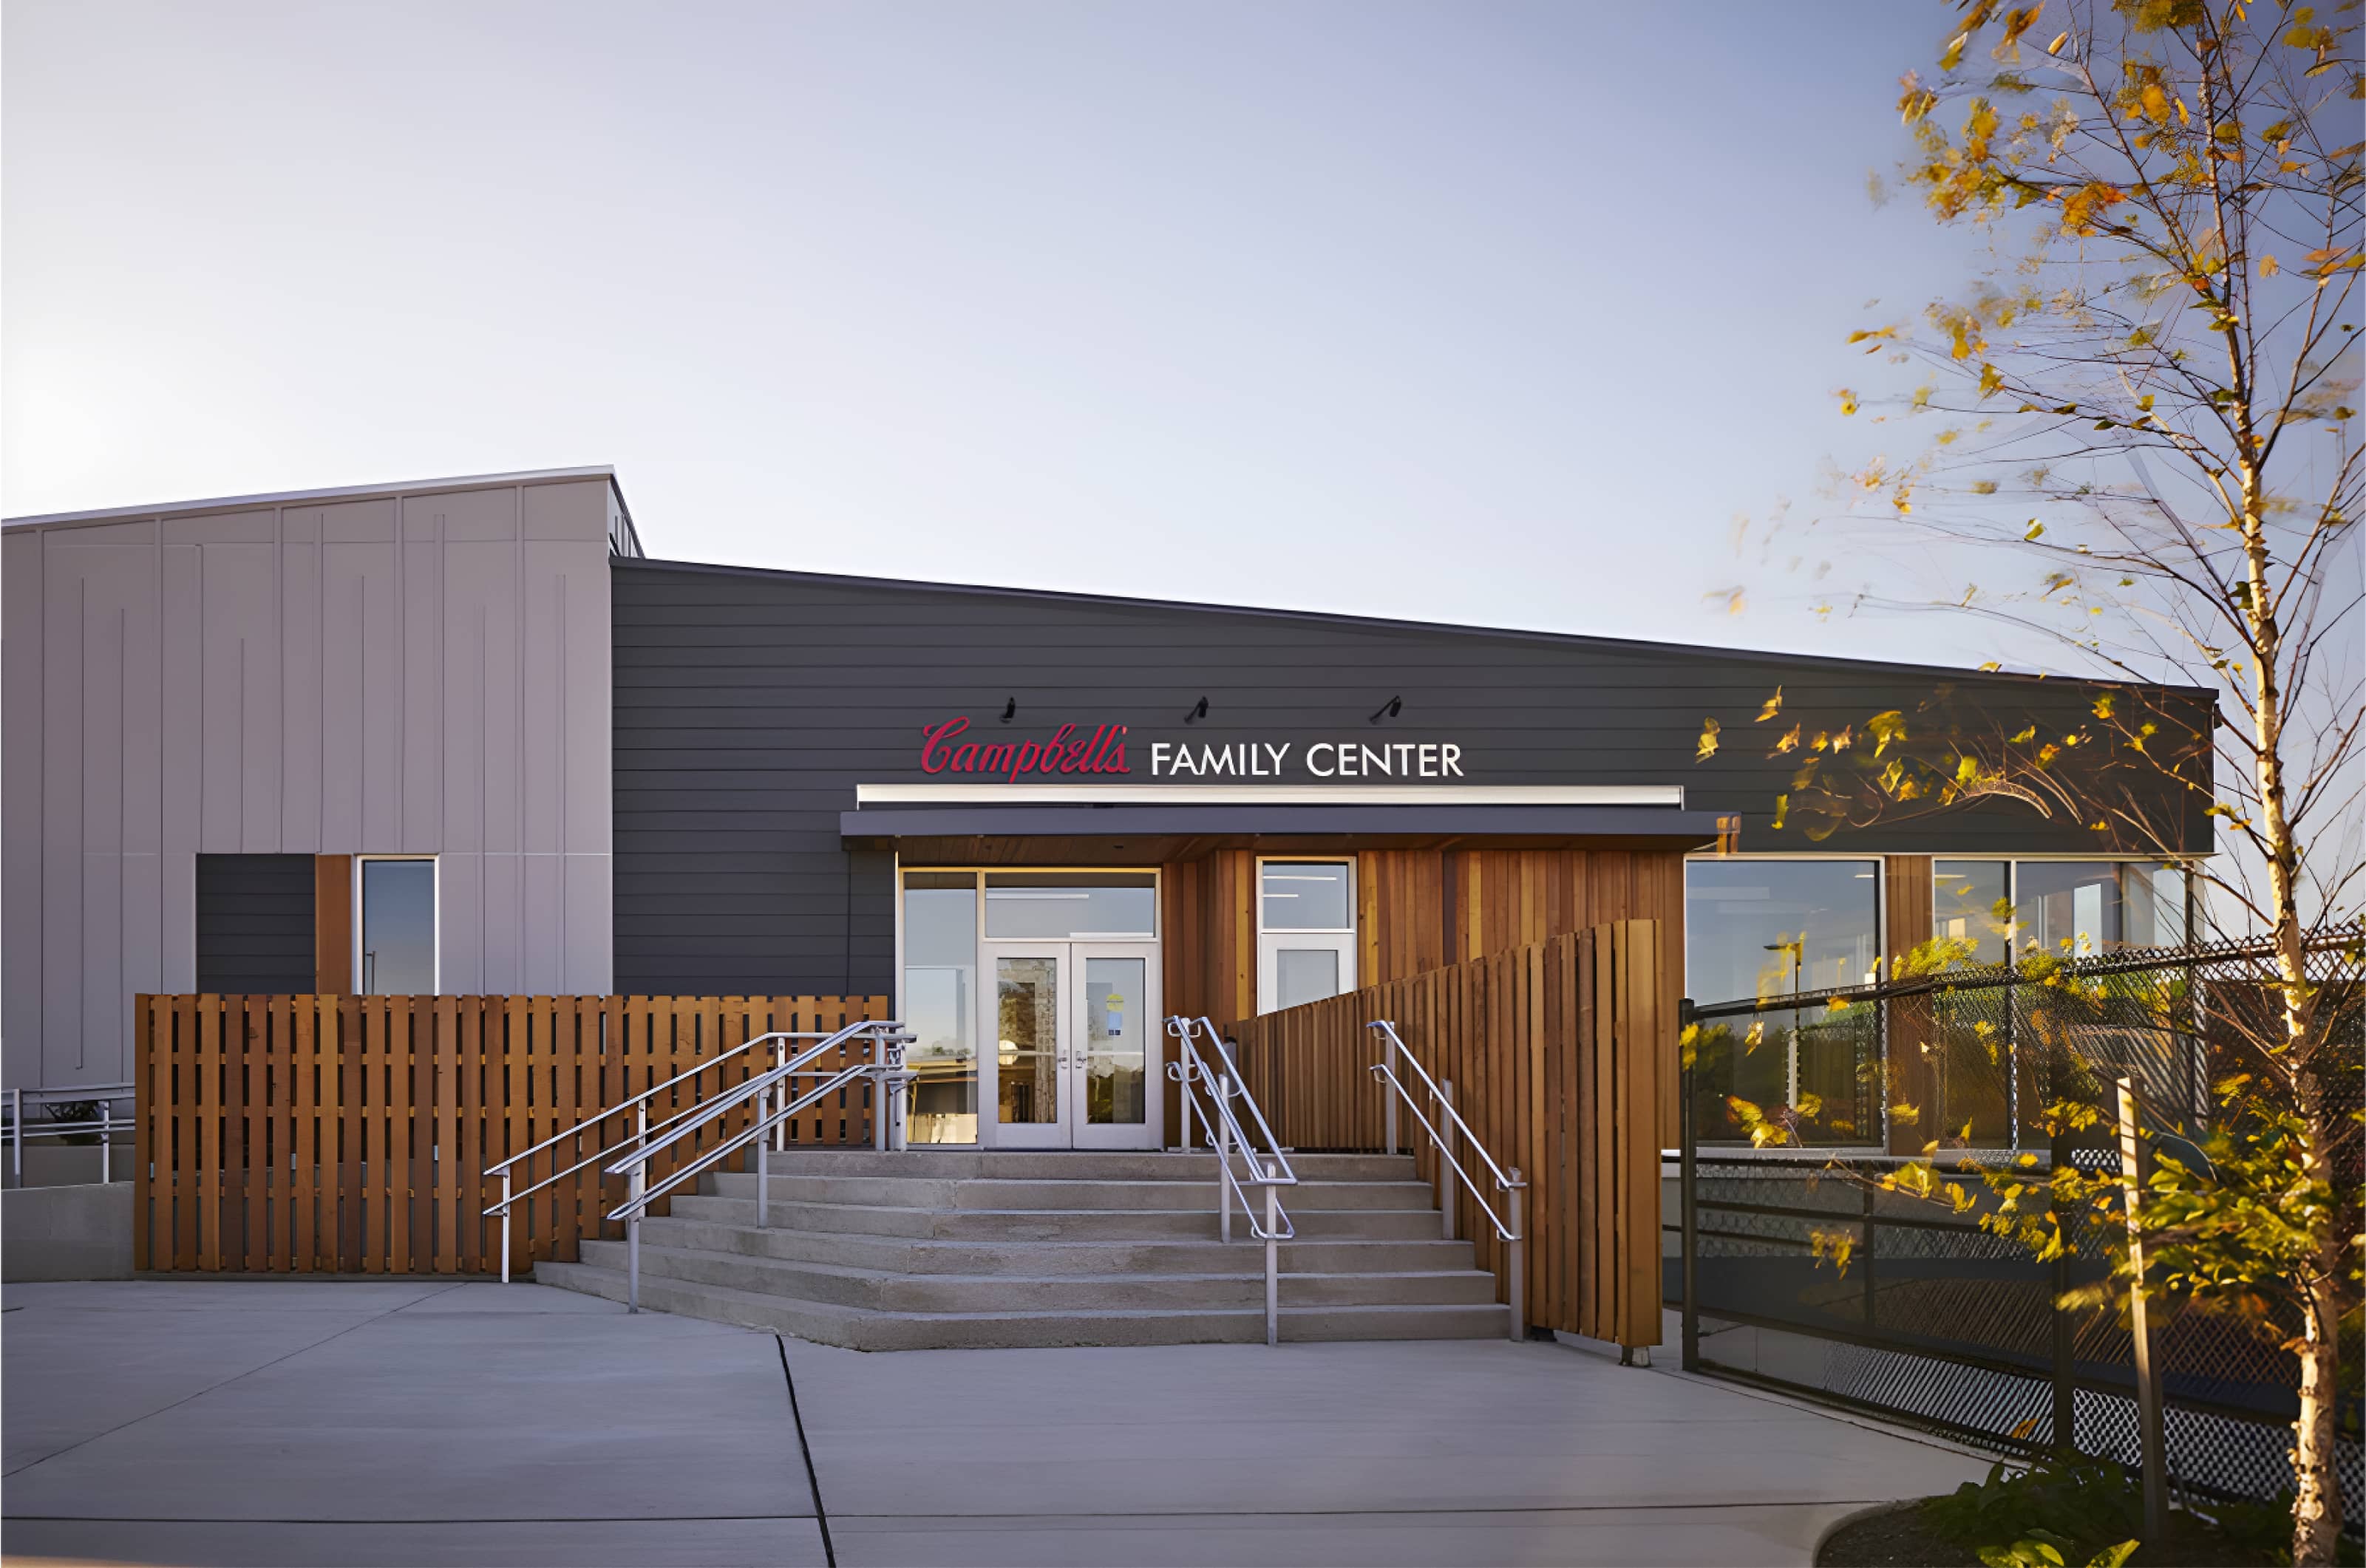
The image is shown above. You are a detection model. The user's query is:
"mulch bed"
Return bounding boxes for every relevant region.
[1818,1501,2280,1567]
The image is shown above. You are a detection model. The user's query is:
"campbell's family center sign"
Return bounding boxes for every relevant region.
[917,717,1467,783]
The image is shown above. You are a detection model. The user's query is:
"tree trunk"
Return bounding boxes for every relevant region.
[2227,471,2347,1567]
[2290,1088,2347,1566]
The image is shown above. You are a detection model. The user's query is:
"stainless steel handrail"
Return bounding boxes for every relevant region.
[482,1020,911,1285]
[1165,1015,1296,1345]
[596,1021,915,1311]
[1368,1019,1526,1341]
[484,1030,828,1181]
[4,1083,136,1187]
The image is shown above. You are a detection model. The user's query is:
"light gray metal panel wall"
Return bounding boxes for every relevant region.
[0,477,616,1090]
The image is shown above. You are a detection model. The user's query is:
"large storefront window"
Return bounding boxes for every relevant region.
[1925,860,2190,1151]
[1685,859,1881,1147]
[902,873,979,1143]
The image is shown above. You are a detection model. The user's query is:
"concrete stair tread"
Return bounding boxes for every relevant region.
[681,1196,1448,1221]
[542,1267,1495,1334]
[596,1240,1492,1290]
[630,1217,1483,1277]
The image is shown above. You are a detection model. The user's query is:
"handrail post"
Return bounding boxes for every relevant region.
[1381,1030,1398,1156]
[1265,1165,1279,1347]
[873,1034,888,1153]
[11,1087,20,1188]
[101,1100,112,1185]
[1438,1080,1456,1242]
[772,1038,788,1152]
[1506,1172,1525,1343]
[757,1084,770,1230]
[1217,1071,1232,1244]
[629,1102,647,1313]
[500,1170,512,1285]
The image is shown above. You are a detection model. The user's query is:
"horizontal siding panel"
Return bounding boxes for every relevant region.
[609,560,2210,999]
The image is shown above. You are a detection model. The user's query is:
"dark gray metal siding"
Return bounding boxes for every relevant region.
[611,558,2212,996]
[195,854,315,993]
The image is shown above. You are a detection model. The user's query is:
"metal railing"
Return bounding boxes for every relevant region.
[600,1020,916,1312]
[482,1020,911,1287]
[1367,1020,1525,1341]
[1166,1015,1296,1345]
[5,1083,137,1188]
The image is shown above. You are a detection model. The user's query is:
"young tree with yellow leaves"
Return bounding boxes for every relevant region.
[1701,3,2360,1559]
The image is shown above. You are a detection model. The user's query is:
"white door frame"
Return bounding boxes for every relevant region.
[979,938,1163,1151]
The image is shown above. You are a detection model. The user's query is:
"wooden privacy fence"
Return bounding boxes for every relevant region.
[1225,920,1667,1349]
[132,994,887,1276]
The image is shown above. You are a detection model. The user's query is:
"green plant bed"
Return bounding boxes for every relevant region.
[1815,1459,2343,1568]
[1820,1503,2284,1567]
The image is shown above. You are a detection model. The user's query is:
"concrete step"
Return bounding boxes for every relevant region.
[636,1214,1483,1278]
[666,1193,1452,1241]
[706,1171,1439,1213]
[577,1238,1500,1312]
[747,1149,1418,1183]
[533,1260,1511,1350]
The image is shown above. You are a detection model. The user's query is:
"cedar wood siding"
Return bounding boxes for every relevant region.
[609,557,2212,998]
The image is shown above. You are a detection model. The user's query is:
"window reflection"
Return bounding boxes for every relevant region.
[1685,860,1880,1148]
[2013,862,2186,955]
[1933,862,2013,965]
[360,860,435,994]
[1260,862,1352,931]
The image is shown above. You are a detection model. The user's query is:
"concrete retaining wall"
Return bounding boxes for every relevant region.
[3,1182,133,1281]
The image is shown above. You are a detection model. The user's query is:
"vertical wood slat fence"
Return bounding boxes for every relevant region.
[1224,920,1666,1348]
[133,994,887,1277]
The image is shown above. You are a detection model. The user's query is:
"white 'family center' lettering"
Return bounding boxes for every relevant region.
[1147,742,1464,778]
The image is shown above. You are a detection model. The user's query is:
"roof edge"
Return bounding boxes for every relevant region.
[613,553,2219,699]
[4,466,626,531]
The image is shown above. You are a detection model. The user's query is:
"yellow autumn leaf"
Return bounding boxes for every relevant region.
[1696,717,1721,761]
[2260,254,2280,276]
[1756,687,1784,722]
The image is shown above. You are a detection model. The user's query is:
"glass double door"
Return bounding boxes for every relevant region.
[982,941,1160,1150]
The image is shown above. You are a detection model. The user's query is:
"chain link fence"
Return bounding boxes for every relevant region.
[1670,927,2362,1514]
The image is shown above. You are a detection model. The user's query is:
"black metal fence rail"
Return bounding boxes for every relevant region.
[1670,928,2363,1513]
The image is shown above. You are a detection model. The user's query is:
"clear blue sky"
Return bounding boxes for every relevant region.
[4,1,2013,666]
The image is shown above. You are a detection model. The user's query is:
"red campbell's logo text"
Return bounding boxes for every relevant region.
[919,717,1131,780]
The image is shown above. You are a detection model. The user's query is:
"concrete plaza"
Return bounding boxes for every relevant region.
[1,1280,1985,1566]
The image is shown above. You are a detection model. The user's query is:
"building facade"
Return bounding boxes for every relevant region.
[3,470,2213,1151]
